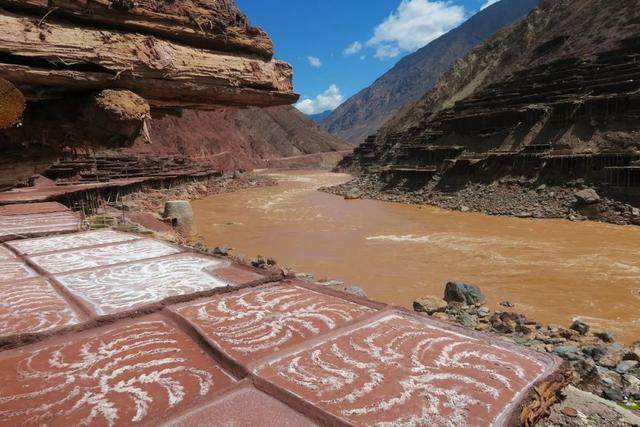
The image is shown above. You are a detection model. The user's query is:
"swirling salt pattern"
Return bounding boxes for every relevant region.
[0,278,80,336]
[256,314,547,427]
[0,320,232,426]
[175,285,376,361]
[0,260,38,281]
[8,230,139,256]
[57,255,229,315]
[30,239,180,274]
[0,212,79,239]
[0,246,14,260]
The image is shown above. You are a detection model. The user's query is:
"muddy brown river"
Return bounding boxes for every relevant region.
[193,170,640,343]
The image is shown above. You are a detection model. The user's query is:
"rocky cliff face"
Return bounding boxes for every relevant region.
[321,0,540,145]
[104,106,352,171]
[0,0,298,188]
[340,0,640,223]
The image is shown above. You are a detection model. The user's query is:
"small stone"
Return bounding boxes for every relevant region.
[432,312,449,322]
[553,345,582,361]
[345,286,368,299]
[594,331,615,343]
[212,246,229,256]
[413,296,447,315]
[561,407,578,417]
[616,360,639,374]
[499,301,514,308]
[602,387,624,402]
[583,345,608,362]
[344,189,362,200]
[458,312,476,329]
[624,374,640,399]
[600,351,624,369]
[570,320,590,335]
[460,206,470,212]
[477,307,491,318]
[444,281,486,305]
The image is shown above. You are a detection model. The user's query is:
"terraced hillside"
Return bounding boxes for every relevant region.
[338,0,640,224]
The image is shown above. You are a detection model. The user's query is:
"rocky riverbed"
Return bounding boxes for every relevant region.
[414,282,640,422]
[323,175,640,226]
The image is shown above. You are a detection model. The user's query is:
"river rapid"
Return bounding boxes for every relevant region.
[192,170,640,343]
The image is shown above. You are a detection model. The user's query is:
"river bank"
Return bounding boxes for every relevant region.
[323,174,640,226]
[93,168,640,420]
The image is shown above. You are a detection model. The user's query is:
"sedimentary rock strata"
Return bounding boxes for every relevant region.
[0,3,294,109]
[0,0,274,59]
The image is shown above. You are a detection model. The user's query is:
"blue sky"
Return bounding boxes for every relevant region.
[237,0,499,114]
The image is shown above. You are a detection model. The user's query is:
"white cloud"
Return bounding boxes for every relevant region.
[294,84,344,115]
[367,0,466,60]
[480,0,500,9]
[343,41,363,56]
[307,56,322,68]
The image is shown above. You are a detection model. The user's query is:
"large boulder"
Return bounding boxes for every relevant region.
[575,189,601,205]
[163,200,195,236]
[444,281,486,305]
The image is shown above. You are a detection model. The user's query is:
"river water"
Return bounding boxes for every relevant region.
[192,170,640,343]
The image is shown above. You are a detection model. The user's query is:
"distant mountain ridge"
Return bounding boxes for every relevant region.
[321,0,540,144]
[307,110,333,123]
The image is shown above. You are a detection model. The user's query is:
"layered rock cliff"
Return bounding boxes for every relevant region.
[339,0,640,223]
[322,0,540,144]
[0,0,298,188]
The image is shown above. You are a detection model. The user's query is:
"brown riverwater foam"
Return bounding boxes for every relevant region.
[192,170,640,344]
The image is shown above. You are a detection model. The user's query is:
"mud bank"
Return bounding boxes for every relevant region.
[323,175,640,226]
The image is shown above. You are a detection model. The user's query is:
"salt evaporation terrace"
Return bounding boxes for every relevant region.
[0,200,567,426]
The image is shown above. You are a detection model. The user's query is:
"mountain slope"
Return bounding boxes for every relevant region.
[338,0,640,225]
[321,0,540,144]
[307,110,333,123]
[106,106,351,171]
